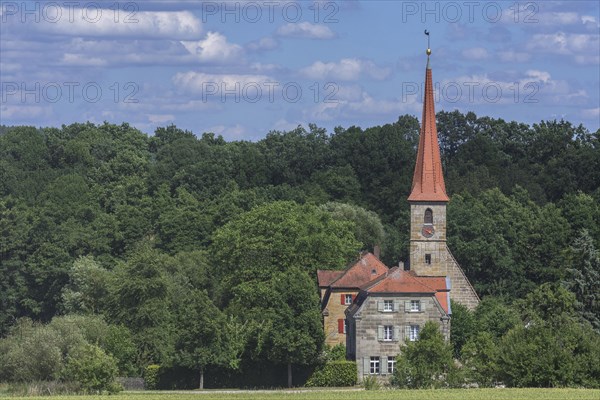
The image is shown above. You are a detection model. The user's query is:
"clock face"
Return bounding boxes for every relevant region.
[421,225,435,238]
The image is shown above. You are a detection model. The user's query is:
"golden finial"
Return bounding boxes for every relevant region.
[425,30,431,56]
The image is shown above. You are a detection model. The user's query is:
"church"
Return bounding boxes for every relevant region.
[317,44,479,380]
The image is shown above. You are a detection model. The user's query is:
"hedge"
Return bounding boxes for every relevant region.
[305,361,357,387]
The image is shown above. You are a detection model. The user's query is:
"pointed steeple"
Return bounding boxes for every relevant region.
[408,42,449,202]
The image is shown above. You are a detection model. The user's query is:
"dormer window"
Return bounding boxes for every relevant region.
[424,208,433,224]
[371,269,377,275]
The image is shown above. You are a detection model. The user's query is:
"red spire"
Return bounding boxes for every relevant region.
[408,55,449,202]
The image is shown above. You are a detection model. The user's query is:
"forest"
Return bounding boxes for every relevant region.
[0,111,599,391]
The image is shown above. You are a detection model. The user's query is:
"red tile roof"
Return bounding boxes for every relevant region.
[329,253,388,288]
[317,270,344,288]
[362,269,450,314]
[408,62,449,202]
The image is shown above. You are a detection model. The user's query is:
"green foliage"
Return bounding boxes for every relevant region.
[61,256,110,314]
[62,343,122,394]
[391,322,456,389]
[320,202,386,252]
[449,300,475,358]
[461,332,499,387]
[563,229,600,330]
[212,201,359,290]
[496,284,600,388]
[144,365,161,390]
[361,375,380,390]
[305,361,357,387]
[324,344,347,362]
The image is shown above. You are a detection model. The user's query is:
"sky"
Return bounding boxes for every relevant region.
[1,0,599,140]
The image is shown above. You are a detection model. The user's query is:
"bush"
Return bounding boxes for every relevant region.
[62,343,122,394]
[305,361,356,387]
[144,364,161,390]
[362,376,380,390]
[390,321,456,388]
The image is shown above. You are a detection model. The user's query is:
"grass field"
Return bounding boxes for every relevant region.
[2,389,600,400]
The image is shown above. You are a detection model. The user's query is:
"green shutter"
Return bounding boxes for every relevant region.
[377,325,384,341]
[421,299,427,312]
[405,325,411,342]
[363,357,370,376]
[377,300,384,312]
[381,357,388,375]
[393,300,401,312]
[393,326,400,342]
[404,300,411,312]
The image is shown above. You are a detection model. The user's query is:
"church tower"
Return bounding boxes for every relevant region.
[407,39,479,309]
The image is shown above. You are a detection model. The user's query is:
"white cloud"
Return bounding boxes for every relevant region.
[462,47,489,61]
[33,11,202,40]
[498,50,531,63]
[0,105,52,119]
[581,108,600,119]
[148,114,175,124]
[527,32,599,64]
[246,37,279,52]
[276,22,335,39]
[172,72,274,98]
[300,58,391,81]
[61,53,107,67]
[181,32,244,63]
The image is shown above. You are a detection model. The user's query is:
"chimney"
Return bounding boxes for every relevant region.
[373,245,381,260]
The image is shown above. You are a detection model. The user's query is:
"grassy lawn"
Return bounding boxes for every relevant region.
[1,389,600,400]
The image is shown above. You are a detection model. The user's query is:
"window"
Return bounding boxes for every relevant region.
[410,300,421,312]
[424,208,433,224]
[370,357,380,374]
[384,325,393,341]
[344,294,353,305]
[425,254,431,264]
[387,357,396,374]
[383,300,394,312]
[409,325,420,341]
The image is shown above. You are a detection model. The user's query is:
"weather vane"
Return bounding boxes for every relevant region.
[424,29,431,56]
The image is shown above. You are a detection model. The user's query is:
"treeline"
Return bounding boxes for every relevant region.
[0,112,599,388]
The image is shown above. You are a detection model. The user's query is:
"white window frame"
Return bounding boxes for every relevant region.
[410,300,421,312]
[344,294,353,305]
[383,299,394,312]
[369,356,380,374]
[387,357,396,374]
[409,325,420,341]
[343,319,347,334]
[383,325,393,341]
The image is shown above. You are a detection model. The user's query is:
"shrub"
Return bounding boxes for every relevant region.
[144,364,161,390]
[305,361,356,387]
[362,375,380,390]
[62,343,122,394]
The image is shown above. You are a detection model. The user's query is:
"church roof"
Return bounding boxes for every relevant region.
[317,252,388,289]
[408,53,449,202]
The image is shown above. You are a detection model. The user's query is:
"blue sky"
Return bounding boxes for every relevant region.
[1,0,599,140]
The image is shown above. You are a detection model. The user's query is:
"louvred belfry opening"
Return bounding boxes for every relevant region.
[407,56,449,202]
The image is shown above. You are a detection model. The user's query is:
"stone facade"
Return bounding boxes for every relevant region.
[409,202,479,310]
[322,289,359,347]
[346,293,450,380]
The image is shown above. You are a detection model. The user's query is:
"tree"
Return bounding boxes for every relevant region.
[391,321,455,388]
[320,202,385,252]
[211,201,359,296]
[449,300,475,358]
[564,229,600,331]
[228,268,324,387]
[106,244,174,366]
[61,256,110,315]
[461,332,498,387]
[62,343,121,394]
[172,285,235,389]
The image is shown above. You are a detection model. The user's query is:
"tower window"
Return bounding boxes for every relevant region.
[424,208,433,224]
[425,254,431,264]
